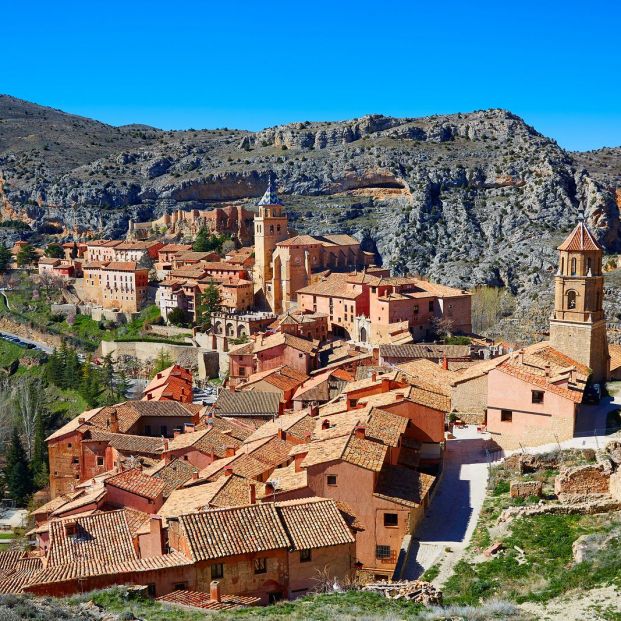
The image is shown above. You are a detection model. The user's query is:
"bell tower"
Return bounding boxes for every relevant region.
[549,221,609,383]
[252,174,289,310]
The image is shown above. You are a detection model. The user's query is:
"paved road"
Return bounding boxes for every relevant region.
[399,426,496,583]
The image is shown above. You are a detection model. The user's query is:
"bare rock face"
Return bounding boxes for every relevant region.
[1,96,621,337]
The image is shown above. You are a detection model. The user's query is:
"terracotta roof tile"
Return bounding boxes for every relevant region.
[275,498,355,550]
[157,589,260,611]
[177,504,290,560]
[213,391,280,418]
[373,465,436,508]
[557,222,602,251]
[152,459,198,496]
[105,468,165,500]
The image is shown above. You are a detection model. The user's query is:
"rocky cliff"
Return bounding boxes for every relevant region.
[1,95,620,304]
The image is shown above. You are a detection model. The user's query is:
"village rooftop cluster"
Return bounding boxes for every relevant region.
[0,178,614,611]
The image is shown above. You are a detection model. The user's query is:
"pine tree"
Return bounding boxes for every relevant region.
[70,242,78,260]
[16,244,38,266]
[196,282,222,328]
[79,355,103,406]
[46,349,64,387]
[0,245,11,272]
[115,370,131,402]
[4,428,33,506]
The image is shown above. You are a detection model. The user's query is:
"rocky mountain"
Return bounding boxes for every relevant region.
[1,95,620,307]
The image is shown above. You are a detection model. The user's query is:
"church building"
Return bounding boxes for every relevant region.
[549,221,610,384]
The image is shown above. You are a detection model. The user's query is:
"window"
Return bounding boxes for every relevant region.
[384,513,398,527]
[96,456,104,467]
[147,583,156,598]
[428,301,434,312]
[238,367,246,376]
[376,545,391,559]
[72,457,79,465]
[300,549,312,563]
[567,290,577,309]
[532,391,544,404]
[174,582,187,591]
[500,409,513,422]
[211,563,224,579]
[587,257,592,274]
[67,443,72,449]
[571,258,577,275]
[254,557,267,574]
[327,474,337,486]
[413,305,419,315]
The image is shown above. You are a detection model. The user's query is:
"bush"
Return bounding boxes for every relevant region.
[167,307,187,327]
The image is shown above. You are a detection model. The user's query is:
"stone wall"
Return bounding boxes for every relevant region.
[510,480,543,498]
[554,463,611,497]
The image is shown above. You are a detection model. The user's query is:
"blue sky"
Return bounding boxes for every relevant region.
[4,1,620,151]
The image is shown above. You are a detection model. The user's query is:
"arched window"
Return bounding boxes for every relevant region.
[571,258,577,275]
[587,257,592,275]
[567,290,577,310]
[226,323,235,337]
[360,327,368,343]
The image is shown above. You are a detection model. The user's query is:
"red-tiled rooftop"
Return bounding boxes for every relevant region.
[105,468,166,499]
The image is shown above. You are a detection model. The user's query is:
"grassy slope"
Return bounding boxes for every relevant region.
[443,454,621,606]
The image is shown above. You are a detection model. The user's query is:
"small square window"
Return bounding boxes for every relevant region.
[254,557,267,574]
[501,409,513,422]
[300,549,312,563]
[327,475,337,486]
[96,456,104,467]
[384,513,398,527]
[428,301,434,312]
[376,545,391,559]
[173,582,187,591]
[532,391,544,404]
[211,563,224,579]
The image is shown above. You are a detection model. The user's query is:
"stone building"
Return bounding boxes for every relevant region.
[252,177,375,312]
[82,261,149,313]
[549,221,610,384]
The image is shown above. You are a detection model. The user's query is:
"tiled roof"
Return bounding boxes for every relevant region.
[85,429,165,455]
[277,235,322,247]
[198,453,270,482]
[152,459,198,496]
[373,465,436,508]
[159,243,192,253]
[380,343,471,359]
[262,463,308,497]
[105,468,165,499]
[244,332,318,355]
[26,551,191,589]
[213,390,280,418]
[49,486,106,517]
[297,273,360,300]
[177,504,290,561]
[557,222,602,251]
[321,234,360,246]
[610,343,621,373]
[103,262,145,272]
[342,370,401,394]
[242,365,308,392]
[157,589,260,611]
[275,498,355,550]
[300,432,387,472]
[245,436,293,469]
[403,386,452,412]
[257,175,283,206]
[46,407,103,441]
[366,408,408,447]
[243,410,314,444]
[47,511,137,567]
[90,401,198,433]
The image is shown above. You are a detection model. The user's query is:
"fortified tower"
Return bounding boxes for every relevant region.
[252,175,289,310]
[549,221,610,384]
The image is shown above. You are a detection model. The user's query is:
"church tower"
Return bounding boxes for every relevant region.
[549,221,610,384]
[252,174,289,310]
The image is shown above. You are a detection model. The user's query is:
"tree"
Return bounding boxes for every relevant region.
[192,227,230,254]
[80,355,103,406]
[70,242,79,260]
[16,244,37,266]
[12,377,48,460]
[45,243,64,258]
[196,282,221,328]
[30,410,49,489]
[0,245,11,272]
[151,349,173,377]
[4,427,33,506]
[167,307,187,327]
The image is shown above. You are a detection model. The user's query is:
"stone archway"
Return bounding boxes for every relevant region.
[214,321,223,335]
[226,323,235,337]
[237,324,247,338]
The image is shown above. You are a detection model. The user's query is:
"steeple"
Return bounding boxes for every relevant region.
[557,221,602,252]
[257,172,283,206]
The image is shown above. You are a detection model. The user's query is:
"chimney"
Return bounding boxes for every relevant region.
[381,378,391,392]
[277,428,286,441]
[309,404,319,418]
[108,408,119,433]
[192,471,199,480]
[210,581,221,603]
[162,438,169,451]
[184,422,195,432]
[442,355,449,371]
[78,417,86,424]
[173,428,182,438]
[249,483,256,504]
[394,392,404,401]
[371,371,377,382]
[225,446,236,457]
[149,515,164,556]
[354,425,366,439]
[517,349,524,365]
[265,481,275,495]
[544,364,551,378]
[224,466,234,477]
[321,419,330,430]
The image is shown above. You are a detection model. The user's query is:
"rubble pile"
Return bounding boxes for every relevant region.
[362,580,442,605]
